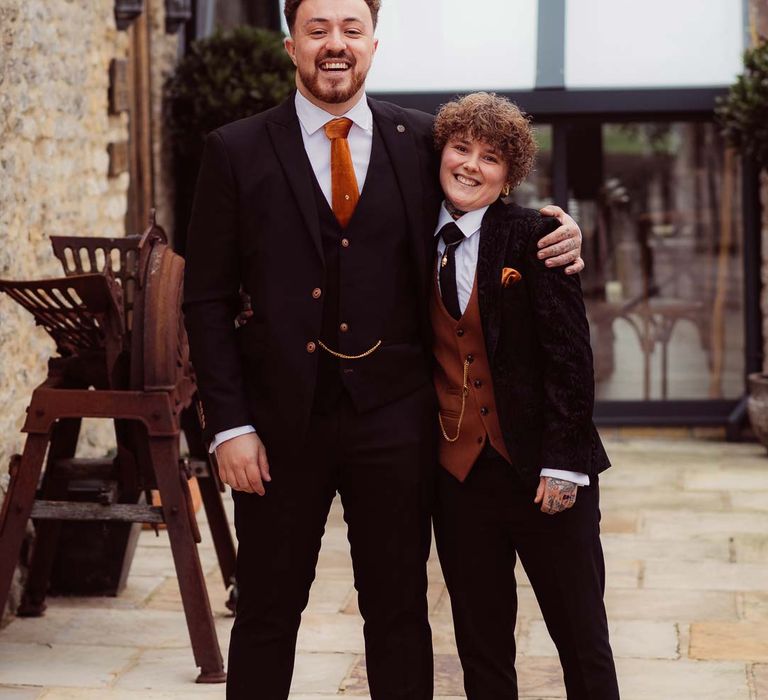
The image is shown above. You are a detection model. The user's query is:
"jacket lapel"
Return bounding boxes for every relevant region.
[266,96,324,262]
[369,99,428,291]
[477,201,510,362]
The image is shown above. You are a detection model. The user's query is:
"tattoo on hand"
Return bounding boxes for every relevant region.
[544,477,578,514]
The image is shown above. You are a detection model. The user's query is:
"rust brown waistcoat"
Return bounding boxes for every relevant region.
[430,269,511,482]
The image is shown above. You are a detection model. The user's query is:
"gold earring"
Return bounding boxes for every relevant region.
[501,184,511,197]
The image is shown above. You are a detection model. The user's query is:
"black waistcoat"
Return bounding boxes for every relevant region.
[312,126,429,413]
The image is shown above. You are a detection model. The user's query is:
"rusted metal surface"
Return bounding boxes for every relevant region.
[0,214,234,683]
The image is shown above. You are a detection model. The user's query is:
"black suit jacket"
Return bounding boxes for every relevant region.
[182,94,441,449]
[476,200,610,483]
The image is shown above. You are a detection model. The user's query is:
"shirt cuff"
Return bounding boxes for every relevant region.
[210,425,257,454]
[540,468,590,487]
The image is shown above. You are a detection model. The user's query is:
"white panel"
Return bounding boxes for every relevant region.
[565,0,745,88]
[280,0,540,93]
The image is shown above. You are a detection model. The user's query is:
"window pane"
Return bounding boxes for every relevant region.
[279,0,540,92]
[572,122,744,400]
[565,0,744,88]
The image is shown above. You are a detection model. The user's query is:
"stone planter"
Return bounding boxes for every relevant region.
[747,372,768,449]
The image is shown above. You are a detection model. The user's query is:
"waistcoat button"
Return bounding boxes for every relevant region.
[474,379,482,388]
[466,354,474,363]
[456,328,464,337]
[480,407,489,416]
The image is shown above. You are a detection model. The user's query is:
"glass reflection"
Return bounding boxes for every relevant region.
[570,122,744,400]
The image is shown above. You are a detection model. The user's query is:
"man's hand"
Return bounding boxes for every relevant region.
[534,476,578,515]
[538,205,585,275]
[215,432,271,495]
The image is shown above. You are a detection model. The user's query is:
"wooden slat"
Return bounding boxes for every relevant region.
[31,501,164,523]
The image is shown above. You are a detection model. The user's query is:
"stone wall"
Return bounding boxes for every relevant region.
[0,0,179,623]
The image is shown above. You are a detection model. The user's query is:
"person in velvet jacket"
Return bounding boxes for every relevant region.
[430,92,619,700]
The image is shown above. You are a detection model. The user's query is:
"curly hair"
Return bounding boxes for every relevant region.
[284,0,382,33]
[433,92,537,189]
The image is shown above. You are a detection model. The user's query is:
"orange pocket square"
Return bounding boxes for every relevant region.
[501,267,522,287]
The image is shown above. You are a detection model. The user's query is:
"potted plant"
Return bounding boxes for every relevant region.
[166,25,295,253]
[717,39,768,446]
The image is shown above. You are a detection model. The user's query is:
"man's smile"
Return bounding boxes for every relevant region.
[319,60,352,72]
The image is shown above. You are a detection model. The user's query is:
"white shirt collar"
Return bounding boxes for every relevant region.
[434,202,490,239]
[294,89,373,137]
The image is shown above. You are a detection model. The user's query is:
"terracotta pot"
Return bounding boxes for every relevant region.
[747,372,768,450]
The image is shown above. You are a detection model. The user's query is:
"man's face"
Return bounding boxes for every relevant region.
[285,0,378,109]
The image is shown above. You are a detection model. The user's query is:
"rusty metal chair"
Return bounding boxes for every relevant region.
[0,215,235,683]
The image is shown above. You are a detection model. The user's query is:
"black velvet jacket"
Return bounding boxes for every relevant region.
[476,199,610,485]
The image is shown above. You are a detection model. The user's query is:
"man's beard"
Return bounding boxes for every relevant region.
[299,54,368,105]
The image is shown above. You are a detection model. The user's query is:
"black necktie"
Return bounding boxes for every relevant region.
[438,222,465,320]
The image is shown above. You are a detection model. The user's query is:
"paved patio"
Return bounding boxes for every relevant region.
[1,430,767,699]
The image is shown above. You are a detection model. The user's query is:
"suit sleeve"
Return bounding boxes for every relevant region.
[182,131,253,442]
[524,216,596,473]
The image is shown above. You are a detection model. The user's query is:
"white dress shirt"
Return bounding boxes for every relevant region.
[211,90,374,454]
[434,202,589,487]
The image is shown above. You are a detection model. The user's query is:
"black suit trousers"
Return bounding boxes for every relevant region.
[226,385,436,700]
[434,451,619,700]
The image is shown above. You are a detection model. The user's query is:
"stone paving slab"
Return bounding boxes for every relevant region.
[0,687,43,700]
[731,533,768,563]
[730,491,768,511]
[683,468,768,491]
[522,620,680,659]
[690,622,768,662]
[0,642,136,688]
[643,511,768,538]
[600,533,730,562]
[644,560,768,592]
[0,435,767,698]
[341,654,567,697]
[43,576,166,611]
[604,588,738,621]
[753,664,768,699]
[613,659,750,700]
[741,592,768,621]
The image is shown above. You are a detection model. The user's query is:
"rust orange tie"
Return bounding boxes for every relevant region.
[324,117,360,228]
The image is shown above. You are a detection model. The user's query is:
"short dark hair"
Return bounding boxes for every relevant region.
[284,0,381,33]
[434,92,538,189]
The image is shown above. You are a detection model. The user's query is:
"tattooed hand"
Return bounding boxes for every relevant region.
[534,476,578,515]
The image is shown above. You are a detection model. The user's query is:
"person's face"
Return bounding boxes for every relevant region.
[440,135,510,212]
[284,0,378,113]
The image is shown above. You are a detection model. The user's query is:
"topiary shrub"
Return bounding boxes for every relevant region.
[166,26,295,252]
[167,25,295,160]
[716,39,768,169]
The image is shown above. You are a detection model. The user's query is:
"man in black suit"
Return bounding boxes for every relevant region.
[182,1,584,698]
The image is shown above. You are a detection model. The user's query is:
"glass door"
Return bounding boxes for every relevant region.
[519,120,746,407]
